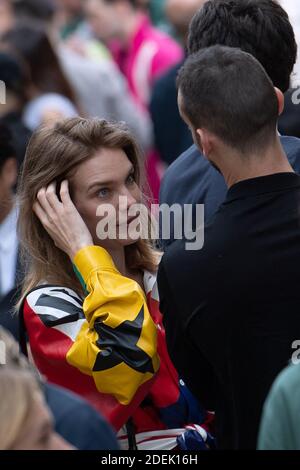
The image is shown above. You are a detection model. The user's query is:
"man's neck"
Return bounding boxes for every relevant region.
[220,140,294,188]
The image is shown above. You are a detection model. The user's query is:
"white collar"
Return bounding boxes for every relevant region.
[143,270,157,295]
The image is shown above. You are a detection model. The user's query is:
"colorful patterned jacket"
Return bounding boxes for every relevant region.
[23,246,213,449]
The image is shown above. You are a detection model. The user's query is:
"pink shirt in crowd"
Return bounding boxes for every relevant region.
[111,15,183,200]
[111,14,183,110]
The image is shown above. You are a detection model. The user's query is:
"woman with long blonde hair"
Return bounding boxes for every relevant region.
[18,117,212,450]
[0,368,72,450]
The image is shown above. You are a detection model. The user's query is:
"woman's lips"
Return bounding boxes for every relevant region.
[116,214,140,226]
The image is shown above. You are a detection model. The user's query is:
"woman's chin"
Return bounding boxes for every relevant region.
[116,236,141,247]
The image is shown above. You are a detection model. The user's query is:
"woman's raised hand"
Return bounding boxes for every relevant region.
[33,180,93,260]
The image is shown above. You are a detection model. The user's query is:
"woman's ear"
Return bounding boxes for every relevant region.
[274,87,285,116]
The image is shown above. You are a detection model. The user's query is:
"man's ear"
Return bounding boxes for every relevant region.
[275,87,285,116]
[196,128,212,158]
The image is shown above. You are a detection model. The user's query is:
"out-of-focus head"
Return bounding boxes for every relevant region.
[0,367,73,450]
[0,122,18,202]
[177,45,281,162]
[0,51,26,104]
[134,0,149,10]
[0,0,14,35]
[55,0,83,15]
[11,0,56,24]
[188,0,297,93]
[165,0,206,43]
[1,22,76,102]
[84,0,139,41]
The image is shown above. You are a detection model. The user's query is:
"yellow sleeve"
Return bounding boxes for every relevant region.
[66,246,160,405]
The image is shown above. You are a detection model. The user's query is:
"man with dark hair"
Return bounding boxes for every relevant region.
[188,0,296,92]
[158,45,300,449]
[177,46,280,156]
[159,0,300,248]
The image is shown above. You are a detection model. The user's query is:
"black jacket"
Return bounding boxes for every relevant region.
[158,173,300,449]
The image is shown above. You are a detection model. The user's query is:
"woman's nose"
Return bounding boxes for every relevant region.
[119,188,137,208]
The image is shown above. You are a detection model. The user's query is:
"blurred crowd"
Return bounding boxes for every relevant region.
[0,0,204,201]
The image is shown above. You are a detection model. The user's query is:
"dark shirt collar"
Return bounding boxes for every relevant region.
[225,172,300,204]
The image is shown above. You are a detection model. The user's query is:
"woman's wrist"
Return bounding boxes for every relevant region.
[68,239,94,261]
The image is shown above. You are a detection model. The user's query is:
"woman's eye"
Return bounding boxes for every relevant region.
[98,188,110,198]
[127,174,135,185]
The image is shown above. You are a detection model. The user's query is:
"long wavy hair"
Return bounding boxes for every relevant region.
[17,117,159,305]
[0,368,42,450]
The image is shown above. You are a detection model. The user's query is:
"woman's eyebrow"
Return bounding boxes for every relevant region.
[87,166,135,191]
[88,180,114,191]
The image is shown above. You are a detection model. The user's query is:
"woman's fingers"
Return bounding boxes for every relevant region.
[33,200,50,227]
[33,200,63,249]
[60,180,73,206]
[45,182,63,212]
[36,186,56,219]
[34,180,93,259]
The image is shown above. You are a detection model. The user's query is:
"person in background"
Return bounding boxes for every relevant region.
[276,2,300,138]
[1,22,79,131]
[84,0,182,111]
[0,327,119,450]
[280,0,300,87]
[0,367,74,450]
[159,0,300,250]
[11,0,57,24]
[278,89,300,138]
[258,363,300,450]
[0,0,13,34]
[0,52,31,166]
[165,0,205,44]
[0,123,20,340]
[54,0,111,62]
[148,0,168,30]
[6,0,153,151]
[54,0,89,41]
[134,0,172,34]
[84,0,183,200]
[150,0,206,168]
